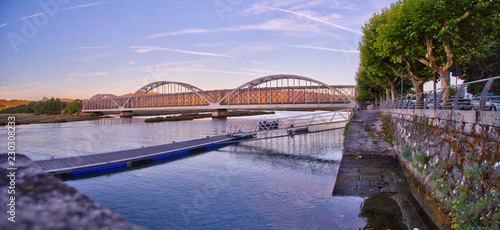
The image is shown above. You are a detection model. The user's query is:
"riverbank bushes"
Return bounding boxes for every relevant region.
[0,98,82,115]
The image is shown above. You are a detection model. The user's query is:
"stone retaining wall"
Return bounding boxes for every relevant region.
[381,109,500,229]
[0,154,146,230]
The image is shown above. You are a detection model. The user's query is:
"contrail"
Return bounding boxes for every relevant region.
[292,45,360,53]
[130,46,236,59]
[254,4,363,35]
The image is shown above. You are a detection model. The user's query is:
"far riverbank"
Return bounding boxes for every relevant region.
[144,110,275,122]
[0,114,104,126]
[0,110,276,126]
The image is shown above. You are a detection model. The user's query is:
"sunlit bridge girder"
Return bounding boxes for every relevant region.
[122,81,212,109]
[83,94,123,111]
[218,75,355,106]
[82,75,358,112]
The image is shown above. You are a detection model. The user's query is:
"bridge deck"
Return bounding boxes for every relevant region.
[36,134,247,175]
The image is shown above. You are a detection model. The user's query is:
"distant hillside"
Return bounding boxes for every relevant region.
[0,99,31,109]
[0,98,79,111]
[60,98,75,103]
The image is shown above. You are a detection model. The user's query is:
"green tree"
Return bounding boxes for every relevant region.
[380,0,500,98]
[361,8,434,97]
[372,5,435,94]
[355,66,386,104]
[461,42,500,95]
[62,99,82,115]
[359,11,401,100]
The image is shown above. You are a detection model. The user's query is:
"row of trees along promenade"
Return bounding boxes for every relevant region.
[356,0,500,104]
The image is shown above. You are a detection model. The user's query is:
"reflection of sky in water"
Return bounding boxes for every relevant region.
[2,111,374,229]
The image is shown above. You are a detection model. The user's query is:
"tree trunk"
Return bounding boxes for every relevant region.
[390,80,398,100]
[414,81,424,94]
[440,70,452,109]
[386,89,391,101]
[412,79,425,109]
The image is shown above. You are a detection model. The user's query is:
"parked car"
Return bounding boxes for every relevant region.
[426,98,440,110]
[471,92,500,111]
[452,96,472,110]
[404,100,416,109]
[486,92,500,111]
[426,96,471,110]
[471,94,481,110]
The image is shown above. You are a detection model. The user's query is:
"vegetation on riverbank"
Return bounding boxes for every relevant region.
[0,98,83,115]
[144,111,275,123]
[381,113,500,229]
[0,114,102,126]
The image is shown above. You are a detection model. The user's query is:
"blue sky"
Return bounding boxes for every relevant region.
[0,0,396,100]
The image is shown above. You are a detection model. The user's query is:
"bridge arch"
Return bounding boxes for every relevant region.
[122,81,213,109]
[83,94,122,110]
[218,74,355,106]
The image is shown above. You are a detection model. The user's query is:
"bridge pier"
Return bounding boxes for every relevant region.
[212,109,228,119]
[120,111,133,118]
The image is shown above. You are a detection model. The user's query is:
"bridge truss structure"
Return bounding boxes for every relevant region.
[83,75,357,113]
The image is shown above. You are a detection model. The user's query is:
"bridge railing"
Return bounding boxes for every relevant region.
[228,110,353,136]
[381,76,500,112]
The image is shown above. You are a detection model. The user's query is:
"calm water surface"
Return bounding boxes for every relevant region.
[2,111,383,229]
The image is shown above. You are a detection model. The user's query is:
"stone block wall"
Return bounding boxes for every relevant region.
[381,109,500,229]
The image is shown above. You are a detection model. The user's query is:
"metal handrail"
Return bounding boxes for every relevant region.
[381,76,500,112]
[227,109,353,136]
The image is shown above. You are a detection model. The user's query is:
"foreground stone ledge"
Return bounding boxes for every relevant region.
[0,154,147,230]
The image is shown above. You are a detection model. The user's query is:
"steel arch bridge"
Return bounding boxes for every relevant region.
[82,75,357,115]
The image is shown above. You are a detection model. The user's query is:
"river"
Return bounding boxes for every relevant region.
[1,111,421,229]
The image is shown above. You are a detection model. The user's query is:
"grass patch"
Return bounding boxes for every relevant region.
[401,146,412,162]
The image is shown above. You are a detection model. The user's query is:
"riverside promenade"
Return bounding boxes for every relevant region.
[333,110,438,229]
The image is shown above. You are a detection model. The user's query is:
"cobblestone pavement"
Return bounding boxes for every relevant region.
[343,110,394,156]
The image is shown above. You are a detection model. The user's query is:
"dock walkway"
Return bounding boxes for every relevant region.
[36,134,247,175]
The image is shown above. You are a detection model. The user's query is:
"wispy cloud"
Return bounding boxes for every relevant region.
[291,45,359,53]
[242,68,281,74]
[20,12,47,20]
[252,4,363,35]
[147,28,211,39]
[231,18,320,33]
[68,46,111,50]
[129,46,236,59]
[17,2,106,21]
[69,71,110,78]
[288,1,325,10]
[63,2,106,11]
[148,18,327,39]
[83,53,110,60]
[0,23,7,28]
[163,68,259,76]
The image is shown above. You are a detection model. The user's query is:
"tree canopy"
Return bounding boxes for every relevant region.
[357,0,500,103]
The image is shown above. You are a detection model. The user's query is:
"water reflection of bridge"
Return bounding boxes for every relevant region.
[82,75,357,117]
